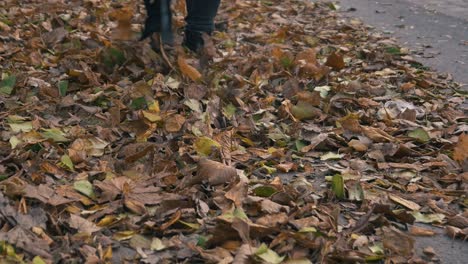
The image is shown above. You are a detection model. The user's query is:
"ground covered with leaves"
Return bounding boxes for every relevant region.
[0,0,467,263]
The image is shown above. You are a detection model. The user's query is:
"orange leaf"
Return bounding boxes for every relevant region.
[453,133,468,163]
[325,52,345,71]
[177,56,202,81]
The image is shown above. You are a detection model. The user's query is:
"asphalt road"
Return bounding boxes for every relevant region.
[338,1,468,263]
[339,0,468,86]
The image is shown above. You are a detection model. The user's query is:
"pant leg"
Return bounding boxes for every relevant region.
[185,0,221,33]
[142,0,172,40]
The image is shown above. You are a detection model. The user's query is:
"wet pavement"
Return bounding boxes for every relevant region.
[338,0,468,86]
[337,1,468,263]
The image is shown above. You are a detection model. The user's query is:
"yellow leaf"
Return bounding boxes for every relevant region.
[147,100,160,112]
[142,110,162,122]
[177,56,202,81]
[194,136,221,156]
[113,230,136,241]
[97,215,118,227]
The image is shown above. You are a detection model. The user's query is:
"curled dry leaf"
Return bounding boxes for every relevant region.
[409,226,436,236]
[178,56,202,81]
[196,159,238,186]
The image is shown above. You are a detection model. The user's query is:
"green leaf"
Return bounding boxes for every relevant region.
[194,136,221,156]
[102,47,126,68]
[33,256,47,264]
[9,122,33,133]
[222,103,237,119]
[74,180,95,199]
[327,2,340,10]
[151,238,167,251]
[40,128,69,142]
[385,46,401,55]
[9,136,22,149]
[280,56,293,69]
[298,227,317,233]
[233,207,249,220]
[0,74,16,95]
[291,101,321,120]
[331,174,345,199]
[196,235,209,249]
[130,97,147,110]
[178,220,201,230]
[295,140,308,151]
[58,80,69,96]
[369,243,384,254]
[408,128,430,143]
[255,243,285,264]
[253,186,278,197]
[60,154,74,171]
[411,212,445,223]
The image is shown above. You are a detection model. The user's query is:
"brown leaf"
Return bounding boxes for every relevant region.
[69,214,101,234]
[453,133,468,163]
[178,56,202,81]
[382,226,414,256]
[409,226,436,236]
[325,52,345,70]
[256,212,288,227]
[225,178,249,207]
[388,194,421,211]
[164,114,186,132]
[109,5,134,40]
[291,101,321,120]
[196,159,238,186]
[124,198,147,215]
[160,210,182,231]
[348,139,368,152]
[232,217,251,244]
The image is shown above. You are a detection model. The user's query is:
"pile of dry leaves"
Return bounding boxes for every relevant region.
[0,0,467,263]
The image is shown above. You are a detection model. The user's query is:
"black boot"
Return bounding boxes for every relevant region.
[183,30,206,53]
[183,0,220,52]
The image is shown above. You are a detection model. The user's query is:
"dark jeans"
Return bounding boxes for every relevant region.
[143,0,220,38]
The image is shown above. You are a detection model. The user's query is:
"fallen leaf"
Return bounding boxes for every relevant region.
[408,128,430,143]
[194,136,221,156]
[69,214,101,234]
[409,226,436,236]
[325,52,345,70]
[164,114,186,132]
[178,56,202,81]
[196,159,238,186]
[388,194,421,211]
[255,243,285,264]
[74,180,96,199]
[453,133,468,163]
[331,174,345,199]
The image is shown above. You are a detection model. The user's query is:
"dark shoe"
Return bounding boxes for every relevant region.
[183,30,207,53]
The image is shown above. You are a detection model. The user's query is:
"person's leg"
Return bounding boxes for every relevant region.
[184,0,221,52]
[141,0,173,44]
